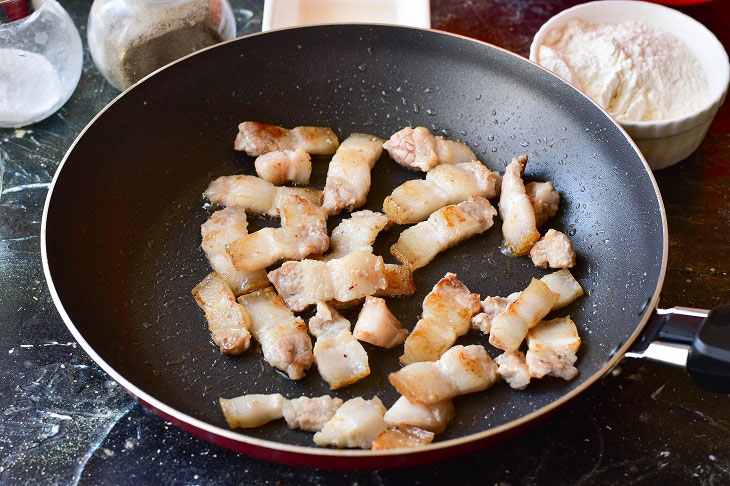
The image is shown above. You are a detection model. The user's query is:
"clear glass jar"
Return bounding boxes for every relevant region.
[0,0,83,127]
[88,0,235,91]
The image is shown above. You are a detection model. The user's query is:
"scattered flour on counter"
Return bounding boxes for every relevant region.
[537,19,710,122]
[0,48,61,125]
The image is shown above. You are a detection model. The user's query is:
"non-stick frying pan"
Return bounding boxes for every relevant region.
[41,25,730,469]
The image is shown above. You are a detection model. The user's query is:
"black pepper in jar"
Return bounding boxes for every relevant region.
[88,0,235,90]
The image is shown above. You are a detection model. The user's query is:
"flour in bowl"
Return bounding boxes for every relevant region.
[537,18,709,122]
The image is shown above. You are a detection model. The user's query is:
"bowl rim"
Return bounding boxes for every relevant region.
[528,0,730,133]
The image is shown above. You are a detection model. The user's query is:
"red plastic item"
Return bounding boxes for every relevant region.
[2,0,31,22]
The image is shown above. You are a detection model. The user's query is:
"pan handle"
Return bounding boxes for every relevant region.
[625,306,730,393]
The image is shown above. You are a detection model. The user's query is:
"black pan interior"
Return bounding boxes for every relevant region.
[45,25,664,447]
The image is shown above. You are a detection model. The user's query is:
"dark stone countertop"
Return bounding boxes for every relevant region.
[1,1,728,484]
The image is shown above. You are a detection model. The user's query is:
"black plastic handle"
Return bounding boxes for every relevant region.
[627,305,730,393]
[688,306,730,393]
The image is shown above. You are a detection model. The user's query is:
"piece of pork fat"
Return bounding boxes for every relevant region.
[219,394,285,428]
[227,195,329,271]
[322,210,391,261]
[313,396,388,449]
[200,207,269,296]
[254,148,312,185]
[353,296,408,348]
[473,269,584,337]
[219,394,344,432]
[371,425,435,450]
[383,161,500,224]
[192,272,251,355]
[383,396,455,434]
[526,316,581,380]
[308,302,370,389]
[374,264,415,297]
[400,273,481,365]
[499,155,541,256]
[495,351,531,390]
[526,181,560,226]
[234,121,339,156]
[327,263,415,309]
[267,251,388,312]
[322,133,385,216]
[204,174,322,217]
[505,269,584,311]
[470,296,511,335]
[529,229,577,269]
[391,196,497,270]
[237,287,314,380]
[389,345,499,405]
[382,126,477,172]
[540,268,584,308]
[282,396,344,432]
[489,278,559,352]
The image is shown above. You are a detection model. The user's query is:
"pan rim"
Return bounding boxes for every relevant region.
[40,23,668,459]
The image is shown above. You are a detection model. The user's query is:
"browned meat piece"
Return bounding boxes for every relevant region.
[191,272,251,355]
[234,121,339,156]
[529,229,576,269]
[526,181,560,226]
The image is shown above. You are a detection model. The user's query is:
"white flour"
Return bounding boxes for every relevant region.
[0,48,62,125]
[537,19,709,122]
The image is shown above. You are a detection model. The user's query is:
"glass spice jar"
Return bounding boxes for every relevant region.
[87,0,235,91]
[0,0,83,127]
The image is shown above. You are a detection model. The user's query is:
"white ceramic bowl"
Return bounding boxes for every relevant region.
[529,0,729,170]
[262,0,430,32]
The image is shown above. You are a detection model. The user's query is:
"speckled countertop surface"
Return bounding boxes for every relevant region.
[1,1,729,484]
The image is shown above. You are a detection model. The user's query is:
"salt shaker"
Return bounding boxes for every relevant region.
[0,0,83,127]
[88,0,236,91]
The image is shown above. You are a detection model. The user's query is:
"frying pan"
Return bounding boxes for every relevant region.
[40,24,730,469]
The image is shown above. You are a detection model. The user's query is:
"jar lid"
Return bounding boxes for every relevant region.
[0,0,34,24]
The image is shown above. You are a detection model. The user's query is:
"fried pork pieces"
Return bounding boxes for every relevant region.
[382,126,477,171]
[235,122,339,156]
[237,287,314,380]
[254,149,312,186]
[193,122,587,450]
[322,133,385,215]
[200,207,269,295]
[499,155,541,256]
[309,302,370,389]
[383,161,499,224]
[267,251,387,312]
[391,196,497,270]
[220,394,343,431]
[227,195,329,271]
[191,272,251,355]
[400,273,481,365]
[204,174,322,217]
